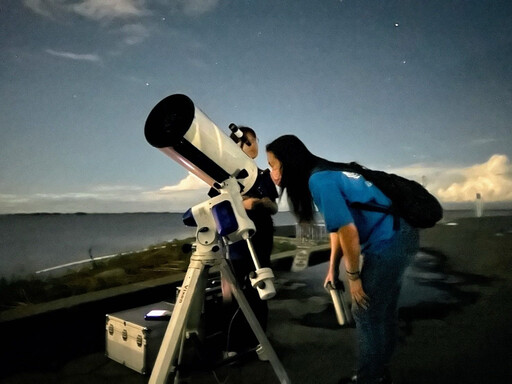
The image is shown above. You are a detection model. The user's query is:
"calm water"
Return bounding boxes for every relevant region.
[0,212,297,279]
[0,213,191,278]
[0,210,507,279]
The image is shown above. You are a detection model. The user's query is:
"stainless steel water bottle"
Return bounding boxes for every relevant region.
[326,281,354,327]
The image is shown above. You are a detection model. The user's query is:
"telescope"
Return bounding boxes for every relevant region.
[145,94,262,247]
[144,94,289,384]
[145,94,258,194]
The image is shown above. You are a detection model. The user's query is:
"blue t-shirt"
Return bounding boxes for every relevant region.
[308,170,395,251]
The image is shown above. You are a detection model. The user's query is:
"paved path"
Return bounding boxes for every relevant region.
[0,253,465,384]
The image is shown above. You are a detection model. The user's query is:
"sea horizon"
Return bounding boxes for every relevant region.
[1,209,511,280]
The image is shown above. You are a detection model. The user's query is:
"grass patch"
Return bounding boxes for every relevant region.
[0,237,298,312]
[0,238,194,312]
[272,238,298,253]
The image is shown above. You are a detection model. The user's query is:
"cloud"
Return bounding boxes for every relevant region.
[71,0,149,20]
[159,173,209,192]
[3,157,511,214]
[391,154,512,203]
[23,0,56,18]
[24,0,149,21]
[23,0,220,51]
[467,138,498,147]
[0,175,210,214]
[45,49,101,62]
[176,0,220,16]
[119,23,150,45]
[133,173,211,211]
[90,185,145,193]
[24,0,220,20]
[436,155,512,202]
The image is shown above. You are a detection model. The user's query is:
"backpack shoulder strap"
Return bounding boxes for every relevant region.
[349,201,400,230]
[314,162,400,230]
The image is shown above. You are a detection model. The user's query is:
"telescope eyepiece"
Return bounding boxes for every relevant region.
[229,123,242,137]
[229,123,251,147]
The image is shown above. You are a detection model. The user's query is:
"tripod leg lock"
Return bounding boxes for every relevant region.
[249,267,276,300]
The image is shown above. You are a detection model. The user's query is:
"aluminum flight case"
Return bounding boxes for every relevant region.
[105,276,223,375]
[105,301,174,374]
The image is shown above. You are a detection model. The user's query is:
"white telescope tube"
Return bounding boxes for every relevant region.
[144,94,258,194]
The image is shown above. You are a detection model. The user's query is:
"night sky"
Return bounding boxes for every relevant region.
[1,0,511,213]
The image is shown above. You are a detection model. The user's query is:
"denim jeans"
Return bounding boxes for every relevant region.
[352,219,419,383]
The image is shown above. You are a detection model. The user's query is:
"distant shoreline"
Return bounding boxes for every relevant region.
[2,206,512,216]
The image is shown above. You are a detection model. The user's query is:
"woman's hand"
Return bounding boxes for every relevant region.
[243,196,278,214]
[242,197,258,210]
[324,267,339,289]
[348,278,370,309]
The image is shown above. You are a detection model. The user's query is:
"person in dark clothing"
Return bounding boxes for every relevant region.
[209,126,278,353]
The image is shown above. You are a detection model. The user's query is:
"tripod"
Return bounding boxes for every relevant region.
[149,179,290,384]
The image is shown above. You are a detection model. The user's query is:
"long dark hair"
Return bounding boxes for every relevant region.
[266,135,347,222]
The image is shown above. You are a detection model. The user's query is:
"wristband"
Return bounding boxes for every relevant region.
[346,270,360,281]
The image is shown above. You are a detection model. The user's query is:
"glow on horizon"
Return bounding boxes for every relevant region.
[1,154,511,214]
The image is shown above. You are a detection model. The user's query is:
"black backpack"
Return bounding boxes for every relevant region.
[329,162,443,229]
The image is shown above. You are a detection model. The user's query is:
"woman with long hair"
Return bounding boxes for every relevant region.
[266,135,418,384]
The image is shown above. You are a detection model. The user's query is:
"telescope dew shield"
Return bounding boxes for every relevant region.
[144,94,258,194]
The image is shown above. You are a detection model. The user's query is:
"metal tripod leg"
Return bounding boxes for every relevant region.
[149,256,290,384]
[149,258,207,384]
[219,259,291,384]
